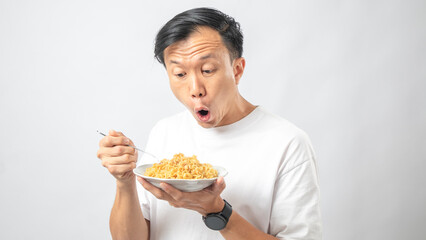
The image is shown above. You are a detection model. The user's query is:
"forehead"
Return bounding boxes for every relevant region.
[164,26,229,64]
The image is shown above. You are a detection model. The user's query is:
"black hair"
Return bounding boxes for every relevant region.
[154,7,243,65]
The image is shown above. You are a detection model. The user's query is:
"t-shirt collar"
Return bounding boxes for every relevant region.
[187,106,262,137]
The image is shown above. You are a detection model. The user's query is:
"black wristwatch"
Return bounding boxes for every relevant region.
[202,199,232,230]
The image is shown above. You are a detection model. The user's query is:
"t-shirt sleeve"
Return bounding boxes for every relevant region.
[269,132,322,240]
[136,122,163,221]
[136,181,151,221]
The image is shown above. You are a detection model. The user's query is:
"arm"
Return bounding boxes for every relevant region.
[110,180,149,240]
[139,177,278,240]
[97,130,149,240]
[220,210,278,240]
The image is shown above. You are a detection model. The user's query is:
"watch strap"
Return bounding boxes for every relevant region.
[220,199,232,221]
[202,199,232,230]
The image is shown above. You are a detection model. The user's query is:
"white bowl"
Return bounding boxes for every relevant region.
[133,164,228,192]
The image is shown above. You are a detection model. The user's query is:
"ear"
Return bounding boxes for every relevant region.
[232,57,245,85]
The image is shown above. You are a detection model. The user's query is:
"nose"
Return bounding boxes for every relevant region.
[189,74,206,98]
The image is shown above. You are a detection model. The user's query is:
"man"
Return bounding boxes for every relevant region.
[97,7,322,240]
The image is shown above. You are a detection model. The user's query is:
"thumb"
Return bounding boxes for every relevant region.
[109,129,123,137]
[212,176,226,194]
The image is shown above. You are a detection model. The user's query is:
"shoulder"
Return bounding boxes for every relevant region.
[255,107,316,169]
[255,107,310,142]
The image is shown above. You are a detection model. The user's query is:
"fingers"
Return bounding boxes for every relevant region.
[97,129,134,160]
[97,146,135,161]
[161,183,184,202]
[98,129,128,148]
[109,130,137,148]
[109,129,124,137]
[101,154,136,166]
[100,145,136,157]
[137,178,184,207]
[136,177,227,215]
[99,135,130,148]
[96,129,139,182]
[138,177,173,202]
[140,177,226,202]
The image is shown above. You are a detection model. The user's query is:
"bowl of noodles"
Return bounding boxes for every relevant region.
[133,153,227,192]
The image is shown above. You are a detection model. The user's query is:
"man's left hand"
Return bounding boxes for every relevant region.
[137,176,226,216]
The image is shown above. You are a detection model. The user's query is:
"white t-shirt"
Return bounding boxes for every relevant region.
[137,106,322,240]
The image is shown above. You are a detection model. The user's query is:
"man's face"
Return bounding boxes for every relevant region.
[164,26,245,128]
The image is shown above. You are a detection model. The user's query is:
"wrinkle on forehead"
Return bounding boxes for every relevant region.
[164,27,228,63]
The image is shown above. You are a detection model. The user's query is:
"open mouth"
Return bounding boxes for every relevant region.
[199,110,208,116]
[196,109,211,122]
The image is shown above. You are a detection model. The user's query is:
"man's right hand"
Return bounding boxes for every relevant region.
[96,129,138,185]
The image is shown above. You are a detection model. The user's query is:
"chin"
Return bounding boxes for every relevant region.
[197,121,216,128]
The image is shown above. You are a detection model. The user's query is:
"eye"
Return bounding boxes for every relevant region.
[175,72,186,78]
[202,69,215,74]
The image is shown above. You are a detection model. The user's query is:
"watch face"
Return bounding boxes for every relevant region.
[204,215,226,230]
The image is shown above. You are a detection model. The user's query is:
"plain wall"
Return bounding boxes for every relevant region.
[0,0,425,239]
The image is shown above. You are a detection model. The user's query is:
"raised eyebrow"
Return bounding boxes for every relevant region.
[169,54,216,65]
[199,54,213,60]
[169,60,180,65]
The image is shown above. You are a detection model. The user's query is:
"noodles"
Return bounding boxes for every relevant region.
[144,153,218,179]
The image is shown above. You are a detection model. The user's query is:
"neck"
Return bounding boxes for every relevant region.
[218,94,256,127]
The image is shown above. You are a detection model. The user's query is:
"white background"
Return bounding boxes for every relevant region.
[1,0,425,239]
